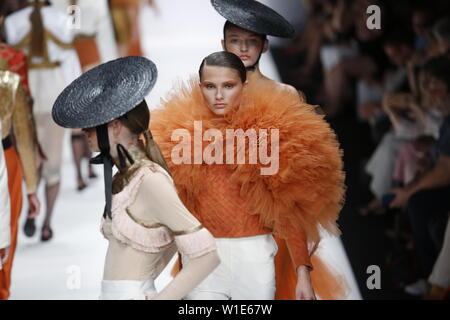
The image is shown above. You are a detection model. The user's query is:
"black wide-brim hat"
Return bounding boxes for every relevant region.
[211,0,295,38]
[52,56,157,129]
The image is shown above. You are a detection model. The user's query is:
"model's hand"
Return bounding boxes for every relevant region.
[389,188,412,209]
[296,265,316,300]
[27,193,41,219]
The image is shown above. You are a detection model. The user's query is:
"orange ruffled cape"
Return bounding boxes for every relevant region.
[150,78,349,299]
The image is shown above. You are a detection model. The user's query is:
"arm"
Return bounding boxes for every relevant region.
[391,156,450,208]
[128,169,220,299]
[284,223,316,300]
[285,223,312,269]
[9,50,40,194]
[152,247,219,300]
[12,84,40,217]
[12,84,39,195]
[407,156,450,194]
[382,92,425,129]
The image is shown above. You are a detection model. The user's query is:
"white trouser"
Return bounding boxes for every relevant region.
[100,279,157,300]
[366,131,405,199]
[183,233,278,300]
[35,113,66,186]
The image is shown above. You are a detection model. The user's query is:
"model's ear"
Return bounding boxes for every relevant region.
[220,39,228,51]
[262,39,269,53]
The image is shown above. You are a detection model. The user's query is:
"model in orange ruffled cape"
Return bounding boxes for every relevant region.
[150,77,349,299]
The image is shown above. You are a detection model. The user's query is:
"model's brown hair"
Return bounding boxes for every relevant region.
[119,100,171,176]
[199,51,247,83]
[223,21,267,43]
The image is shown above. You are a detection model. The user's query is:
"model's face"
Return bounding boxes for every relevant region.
[200,65,246,116]
[222,25,268,68]
[83,127,99,152]
[82,121,121,154]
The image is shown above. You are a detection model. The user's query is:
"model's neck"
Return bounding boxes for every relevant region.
[247,65,274,84]
[246,64,265,81]
[111,139,139,170]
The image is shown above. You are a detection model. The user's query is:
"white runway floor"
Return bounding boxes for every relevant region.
[10,0,361,300]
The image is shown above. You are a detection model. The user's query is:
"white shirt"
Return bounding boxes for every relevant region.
[51,0,118,63]
[4,5,82,113]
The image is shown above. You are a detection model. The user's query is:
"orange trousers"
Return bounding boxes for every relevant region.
[0,147,23,300]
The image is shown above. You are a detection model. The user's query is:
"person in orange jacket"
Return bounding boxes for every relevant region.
[211,0,347,299]
[0,1,41,299]
[109,0,158,57]
[151,49,348,300]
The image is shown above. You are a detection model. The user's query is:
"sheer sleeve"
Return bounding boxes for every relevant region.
[128,167,217,258]
[127,167,220,300]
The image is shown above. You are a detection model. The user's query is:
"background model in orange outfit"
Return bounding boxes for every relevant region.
[211,0,348,300]
[4,0,82,241]
[109,0,157,57]
[151,51,348,300]
[0,2,41,299]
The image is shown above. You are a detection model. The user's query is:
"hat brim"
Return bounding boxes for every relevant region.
[52,56,157,129]
[212,0,295,38]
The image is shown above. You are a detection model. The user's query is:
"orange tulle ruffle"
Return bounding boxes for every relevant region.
[152,77,348,299]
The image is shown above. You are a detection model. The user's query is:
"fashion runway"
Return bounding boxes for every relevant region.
[10,0,361,300]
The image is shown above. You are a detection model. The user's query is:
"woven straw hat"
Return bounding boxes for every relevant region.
[52,56,157,129]
[211,0,295,38]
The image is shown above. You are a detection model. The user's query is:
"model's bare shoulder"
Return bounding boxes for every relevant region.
[284,83,306,101]
[267,80,306,102]
[280,82,296,93]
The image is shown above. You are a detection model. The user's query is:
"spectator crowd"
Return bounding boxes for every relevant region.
[271,0,450,300]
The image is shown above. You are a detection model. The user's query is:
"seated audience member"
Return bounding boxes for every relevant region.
[390,56,450,296]
[360,33,416,214]
[323,0,388,118]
